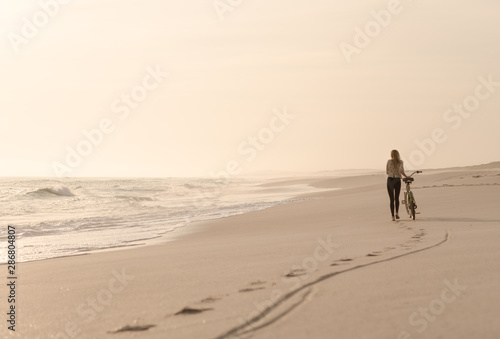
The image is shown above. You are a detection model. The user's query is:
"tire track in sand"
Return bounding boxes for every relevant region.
[212,229,450,339]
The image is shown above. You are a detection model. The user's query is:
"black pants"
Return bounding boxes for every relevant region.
[387,177,401,217]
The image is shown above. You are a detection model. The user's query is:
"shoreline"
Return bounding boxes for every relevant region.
[0,178,336,265]
[4,179,338,264]
[7,168,500,338]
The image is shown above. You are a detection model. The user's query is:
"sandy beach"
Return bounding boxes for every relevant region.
[5,167,500,339]
[3,1,500,338]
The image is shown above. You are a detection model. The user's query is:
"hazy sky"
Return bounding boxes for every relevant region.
[1,0,499,177]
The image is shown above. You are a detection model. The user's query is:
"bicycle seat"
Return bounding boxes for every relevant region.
[403,178,414,183]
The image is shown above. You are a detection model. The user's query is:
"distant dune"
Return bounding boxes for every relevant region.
[426,161,500,171]
[248,162,500,178]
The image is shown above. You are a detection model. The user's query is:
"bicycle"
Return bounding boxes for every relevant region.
[401,171,422,220]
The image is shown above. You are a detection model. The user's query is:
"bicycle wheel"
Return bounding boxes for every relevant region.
[403,192,411,216]
[409,192,416,220]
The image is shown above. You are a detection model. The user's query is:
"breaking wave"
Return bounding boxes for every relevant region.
[28,186,75,197]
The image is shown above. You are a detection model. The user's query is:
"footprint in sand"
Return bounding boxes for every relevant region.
[239,287,266,293]
[200,296,223,303]
[412,231,426,239]
[109,324,156,334]
[238,280,269,293]
[331,258,354,266]
[284,268,307,277]
[173,307,214,316]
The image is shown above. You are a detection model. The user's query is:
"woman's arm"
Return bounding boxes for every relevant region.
[400,163,408,178]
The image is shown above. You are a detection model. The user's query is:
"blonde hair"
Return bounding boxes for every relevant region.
[391,150,402,168]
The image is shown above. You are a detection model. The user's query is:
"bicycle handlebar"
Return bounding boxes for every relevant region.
[409,170,423,177]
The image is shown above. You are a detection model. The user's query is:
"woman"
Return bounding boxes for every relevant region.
[386,150,407,221]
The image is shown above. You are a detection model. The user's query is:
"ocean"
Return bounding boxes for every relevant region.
[0,177,324,262]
